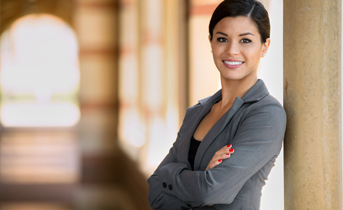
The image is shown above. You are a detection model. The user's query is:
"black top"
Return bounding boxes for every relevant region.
[188,135,201,170]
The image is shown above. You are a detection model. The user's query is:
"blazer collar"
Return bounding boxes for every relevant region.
[191,79,269,170]
[197,79,269,105]
[241,79,269,102]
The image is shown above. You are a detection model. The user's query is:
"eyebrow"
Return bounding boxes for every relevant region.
[216,32,228,36]
[239,32,254,36]
[215,32,255,36]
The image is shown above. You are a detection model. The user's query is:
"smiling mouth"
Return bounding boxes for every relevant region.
[223,61,244,65]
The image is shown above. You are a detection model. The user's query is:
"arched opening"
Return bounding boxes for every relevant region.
[0,14,79,185]
[0,14,80,127]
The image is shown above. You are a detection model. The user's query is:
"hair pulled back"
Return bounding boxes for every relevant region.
[209,0,270,43]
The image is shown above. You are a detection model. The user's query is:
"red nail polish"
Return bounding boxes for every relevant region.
[218,159,222,162]
[229,149,234,153]
[227,144,232,147]
[226,153,230,156]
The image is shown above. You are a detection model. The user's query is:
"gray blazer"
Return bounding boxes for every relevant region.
[148,80,287,210]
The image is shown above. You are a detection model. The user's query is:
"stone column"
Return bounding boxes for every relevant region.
[73,0,119,154]
[74,0,118,108]
[284,1,342,209]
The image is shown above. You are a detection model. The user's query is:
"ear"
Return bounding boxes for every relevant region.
[261,38,271,55]
[209,34,213,52]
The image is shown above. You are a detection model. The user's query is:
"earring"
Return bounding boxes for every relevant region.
[261,53,266,58]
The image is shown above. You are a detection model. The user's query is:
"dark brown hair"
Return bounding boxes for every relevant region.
[209,0,270,43]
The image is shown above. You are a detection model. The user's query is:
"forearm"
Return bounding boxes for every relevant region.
[157,162,243,206]
[148,174,191,209]
[149,192,191,210]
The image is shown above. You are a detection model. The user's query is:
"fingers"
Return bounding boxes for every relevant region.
[216,144,234,157]
[205,144,235,170]
[215,147,234,161]
[206,157,224,170]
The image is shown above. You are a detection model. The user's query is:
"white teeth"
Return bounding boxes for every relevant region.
[224,61,243,65]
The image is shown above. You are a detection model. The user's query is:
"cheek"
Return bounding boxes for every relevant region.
[246,47,262,60]
[212,49,222,60]
[211,45,220,54]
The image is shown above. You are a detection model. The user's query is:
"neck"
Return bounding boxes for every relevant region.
[219,76,257,108]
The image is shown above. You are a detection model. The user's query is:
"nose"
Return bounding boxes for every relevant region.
[225,42,239,55]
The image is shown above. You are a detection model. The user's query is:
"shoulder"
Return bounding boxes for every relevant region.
[182,102,203,124]
[243,93,287,128]
[185,90,221,115]
[261,94,286,117]
[179,91,221,131]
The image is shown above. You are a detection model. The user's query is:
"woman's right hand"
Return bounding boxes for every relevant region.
[205,144,234,170]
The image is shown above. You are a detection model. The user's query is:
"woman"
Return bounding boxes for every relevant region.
[148,0,286,209]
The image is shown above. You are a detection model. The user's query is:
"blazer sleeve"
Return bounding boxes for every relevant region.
[157,103,287,207]
[148,174,191,209]
[148,109,194,209]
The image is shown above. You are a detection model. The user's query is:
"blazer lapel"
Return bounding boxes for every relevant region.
[178,91,222,166]
[179,79,269,170]
[193,79,269,170]
[193,97,244,171]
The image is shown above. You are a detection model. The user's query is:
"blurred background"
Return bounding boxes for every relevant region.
[0,0,283,209]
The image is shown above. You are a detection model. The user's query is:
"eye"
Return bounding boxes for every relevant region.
[217,37,227,42]
[240,38,252,43]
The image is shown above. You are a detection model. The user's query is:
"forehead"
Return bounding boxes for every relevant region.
[213,16,259,36]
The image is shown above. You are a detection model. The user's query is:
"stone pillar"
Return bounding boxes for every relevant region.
[74,0,118,108]
[73,0,119,154]
[283,1,342,209]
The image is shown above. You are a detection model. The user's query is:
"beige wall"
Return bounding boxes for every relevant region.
[188,0,222,105]
[117,0,188,175]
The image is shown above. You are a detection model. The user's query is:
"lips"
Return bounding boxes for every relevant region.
[223,60,244,69]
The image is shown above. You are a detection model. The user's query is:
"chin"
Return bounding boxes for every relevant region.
[220,73,244,81]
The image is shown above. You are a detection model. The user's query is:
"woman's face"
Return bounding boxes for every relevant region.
[210,16,270,83]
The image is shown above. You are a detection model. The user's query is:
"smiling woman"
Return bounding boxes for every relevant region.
[147,0,286,209]
[210,16,270,85]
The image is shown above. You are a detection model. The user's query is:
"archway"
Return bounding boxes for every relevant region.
[0,14,80,127]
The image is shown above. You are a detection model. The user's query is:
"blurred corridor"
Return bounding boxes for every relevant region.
[0,0,283,209]
[0,109,149,210]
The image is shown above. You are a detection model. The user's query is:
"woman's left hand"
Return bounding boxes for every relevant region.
[205,144,234,170]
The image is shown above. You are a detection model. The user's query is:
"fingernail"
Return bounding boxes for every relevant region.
[227,144,232,147]
[229,149,234,153]
[226,153,230,157]
[218,159,222,162]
